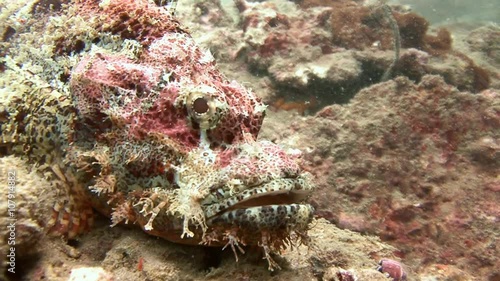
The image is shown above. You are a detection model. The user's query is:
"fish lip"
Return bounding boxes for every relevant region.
[207,203,315,230]
[203,175,313,220]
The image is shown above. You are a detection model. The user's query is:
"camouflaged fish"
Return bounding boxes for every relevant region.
[0,0,314,270]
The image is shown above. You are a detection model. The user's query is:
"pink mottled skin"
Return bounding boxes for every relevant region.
[72,41,263,149]
[70,0,265,147]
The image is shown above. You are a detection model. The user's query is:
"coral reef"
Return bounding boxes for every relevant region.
[180,1,500,279]
[264,75,499,280]
[1,0,498,280]
[464,24,500,89]
[198,0,497,111]
[466,25,500,64]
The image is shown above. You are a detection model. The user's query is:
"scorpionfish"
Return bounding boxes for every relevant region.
[0,0,314,270]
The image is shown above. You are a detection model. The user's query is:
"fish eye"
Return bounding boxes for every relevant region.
[179,85,228,130]
[192,97,209,114]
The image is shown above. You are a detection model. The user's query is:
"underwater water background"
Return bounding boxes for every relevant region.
[219,0,500,24]
[387,0,499,24]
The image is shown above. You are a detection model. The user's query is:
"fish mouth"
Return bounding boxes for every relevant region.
[208,203,314,230]
[204,175,314,229]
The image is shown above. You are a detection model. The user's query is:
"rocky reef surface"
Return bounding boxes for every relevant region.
[180,0,498,109]
[0,0,498,280]
[180,1,500,280]
[260,76,499,281]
